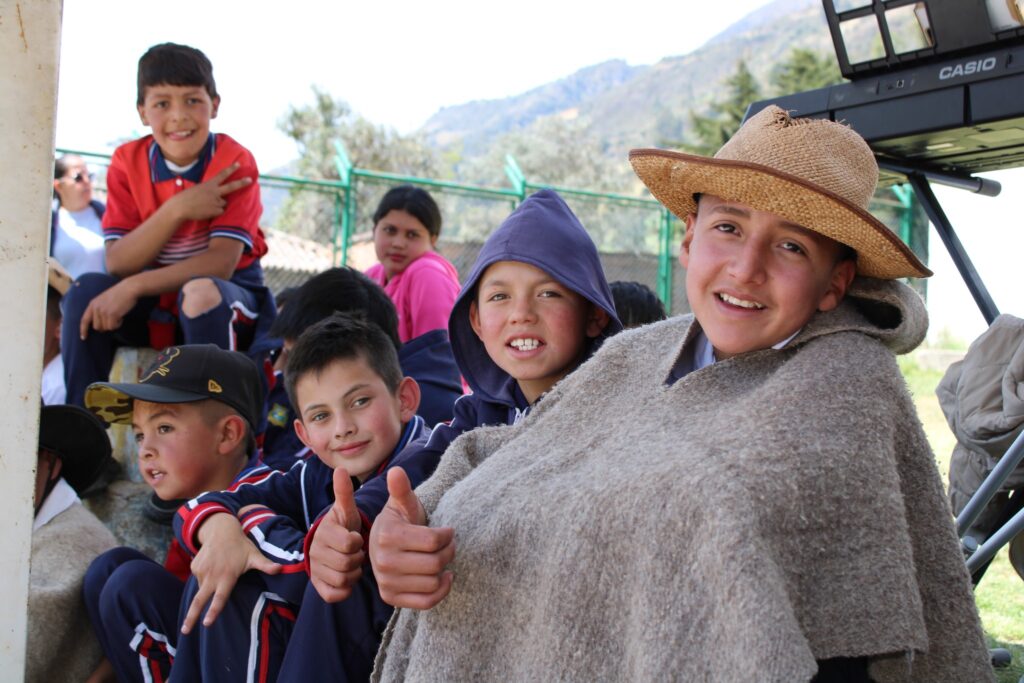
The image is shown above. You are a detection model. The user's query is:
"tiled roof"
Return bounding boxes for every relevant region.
[261,228,334,273]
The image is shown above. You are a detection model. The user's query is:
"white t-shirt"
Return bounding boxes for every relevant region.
[52,206,106,279]
[41,355,66,406]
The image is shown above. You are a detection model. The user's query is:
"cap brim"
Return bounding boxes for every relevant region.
[85,382,209,426]
[629,148,931,280]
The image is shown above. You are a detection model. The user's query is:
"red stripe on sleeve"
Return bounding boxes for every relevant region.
[180,502,232,554]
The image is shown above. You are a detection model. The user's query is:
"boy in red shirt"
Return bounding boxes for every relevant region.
[62,43,274,409]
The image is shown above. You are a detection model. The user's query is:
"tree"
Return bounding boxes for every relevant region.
[672,50,841,156]
[274,86,439,243]
[678,60,761,156]
[770,48,842,96]
[454,115,641,249]
[462,116,623,192]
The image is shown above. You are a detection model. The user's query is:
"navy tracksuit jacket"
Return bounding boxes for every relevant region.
[169,417,429,682]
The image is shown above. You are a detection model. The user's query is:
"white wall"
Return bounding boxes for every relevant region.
[0,1,62,675]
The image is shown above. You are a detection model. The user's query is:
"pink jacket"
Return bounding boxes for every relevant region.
[366,250,461,343]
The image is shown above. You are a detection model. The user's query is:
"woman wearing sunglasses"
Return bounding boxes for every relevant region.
[52,154,107,278]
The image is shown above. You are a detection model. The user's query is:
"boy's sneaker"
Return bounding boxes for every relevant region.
[144,492,185,525]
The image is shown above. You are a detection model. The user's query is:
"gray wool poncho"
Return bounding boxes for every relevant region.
[27,502,116,682]
[374,278,992,683]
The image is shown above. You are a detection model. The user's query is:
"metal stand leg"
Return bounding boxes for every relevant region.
[904,172,1000,325]
[958,431,1024,538]
[966,496,1024,575]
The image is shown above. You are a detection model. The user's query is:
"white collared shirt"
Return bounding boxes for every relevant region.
[33,478,79,532]
[695,327,802,369]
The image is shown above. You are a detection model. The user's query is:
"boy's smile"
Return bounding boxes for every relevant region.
[469,260,609,403]
[137,83,220,167]
[293,357,418,482]
[372,209,437,280]
[680,195,856,360]
[132,400,230,501]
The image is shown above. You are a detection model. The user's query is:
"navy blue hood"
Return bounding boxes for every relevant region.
[449,190,622,403]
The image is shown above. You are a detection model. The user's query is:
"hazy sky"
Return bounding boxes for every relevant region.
[54,0,1023,343]
[55,0,778,168]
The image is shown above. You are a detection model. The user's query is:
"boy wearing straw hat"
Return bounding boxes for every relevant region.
[369,106,991,682]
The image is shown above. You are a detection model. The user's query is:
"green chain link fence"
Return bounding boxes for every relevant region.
[57,144,926,316]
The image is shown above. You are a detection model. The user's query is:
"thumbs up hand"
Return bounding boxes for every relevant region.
[308,467,367,603]
[368,467,455,610]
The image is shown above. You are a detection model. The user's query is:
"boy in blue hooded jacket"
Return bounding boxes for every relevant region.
[288,189,621,680]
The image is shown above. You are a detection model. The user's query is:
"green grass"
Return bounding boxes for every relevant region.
[901,354,1024,682]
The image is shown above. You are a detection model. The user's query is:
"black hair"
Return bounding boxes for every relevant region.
[198,399,256,458]
[609,281,667,329]
[274,286,298,313]
[269,268,401,350]
[836,244,858,265]
[45,285,62,323]
[137,43,218,106]
[372,185,442,239]
[54,156,74,180]
[284,313,403,414]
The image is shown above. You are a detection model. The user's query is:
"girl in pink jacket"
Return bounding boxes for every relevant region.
[365,186,460,343]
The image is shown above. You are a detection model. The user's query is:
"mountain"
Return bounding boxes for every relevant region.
[704,0,821,46]
[422,59,646,157]
[421,0,833,163]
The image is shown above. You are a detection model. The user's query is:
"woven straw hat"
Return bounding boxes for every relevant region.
[629,105,930,279]
[47,257,72,295]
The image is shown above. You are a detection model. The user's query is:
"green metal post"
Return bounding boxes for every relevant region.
[334,140,355,266]
[891,183,913,244]
[343,187,356,266]
[504,154,527,207]
[331,192,342,265]
[657,208,674,311]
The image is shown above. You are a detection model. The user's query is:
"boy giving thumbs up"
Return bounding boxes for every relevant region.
[171,313,430,682]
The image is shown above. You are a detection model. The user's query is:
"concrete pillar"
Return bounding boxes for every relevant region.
[0,0,63,676]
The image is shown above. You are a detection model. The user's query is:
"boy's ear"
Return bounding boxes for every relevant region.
[218,414,248,455]
[293,417,314,451]
[585,304,611,339]
[48,453,63,484]
[679,214,697,269]
[210,96,221,119]
[396,377,421,423]
[817,258,857,313]
[469,300,483,340]
[137,103,149,126]
[429,233,439,249]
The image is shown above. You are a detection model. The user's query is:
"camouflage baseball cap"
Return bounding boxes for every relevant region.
[85,344,264,430]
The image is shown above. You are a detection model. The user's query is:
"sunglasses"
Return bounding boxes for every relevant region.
[69,171,95,184]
